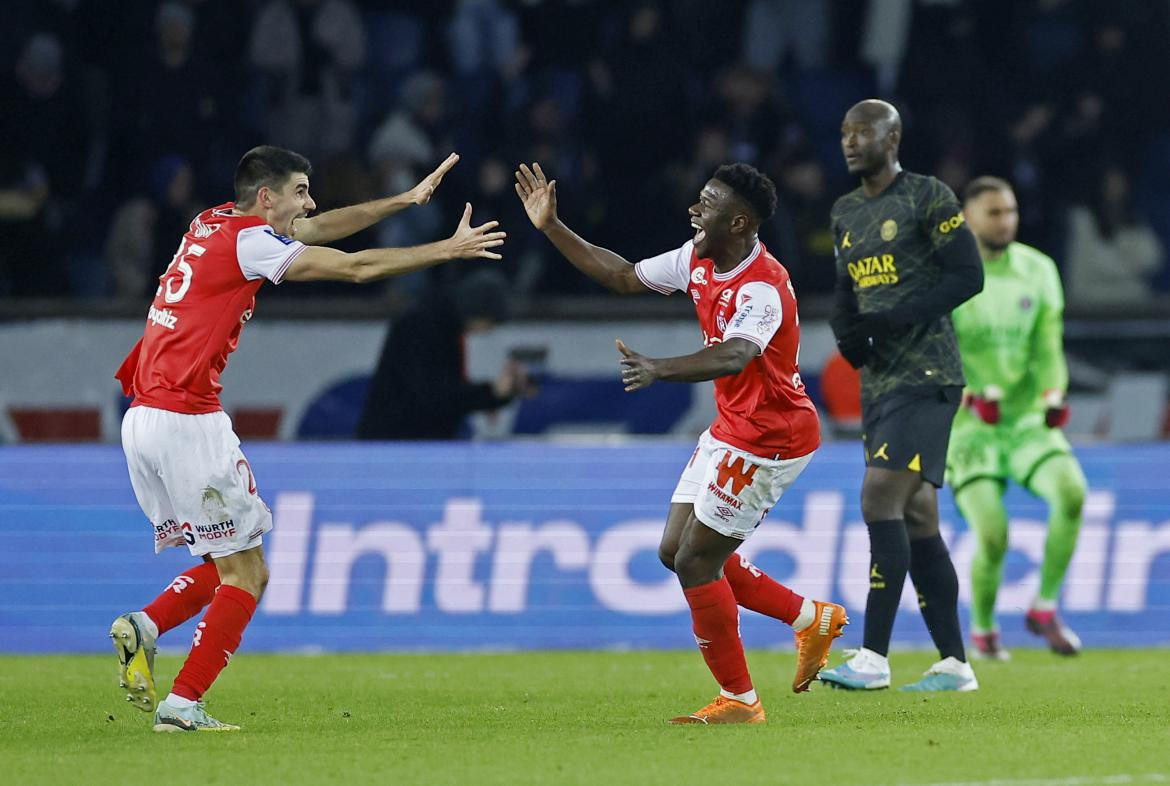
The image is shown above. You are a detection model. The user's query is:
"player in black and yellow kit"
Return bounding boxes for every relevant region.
[819,100,984,692]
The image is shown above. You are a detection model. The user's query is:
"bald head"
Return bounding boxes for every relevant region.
[845,99,901,134]
[841,99,902,180]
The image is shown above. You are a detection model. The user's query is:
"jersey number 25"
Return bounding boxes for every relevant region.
[157,238,206,304]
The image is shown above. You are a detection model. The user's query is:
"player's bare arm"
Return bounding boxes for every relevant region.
[616,337,759,392]
[514,162,647,295]
[292,153,460,246]
[284,203,505,283]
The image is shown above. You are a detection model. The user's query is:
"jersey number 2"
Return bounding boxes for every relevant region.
[158,238,206,303]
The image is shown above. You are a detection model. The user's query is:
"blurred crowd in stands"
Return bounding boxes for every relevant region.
[2,0,1169,310]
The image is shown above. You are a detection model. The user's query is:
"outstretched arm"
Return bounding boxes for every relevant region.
[616,338,759,391]
[284,203,505,283]
[292,153,460,246]
[514,163,647,295]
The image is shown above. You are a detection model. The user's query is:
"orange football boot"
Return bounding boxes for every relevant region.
[792,601,849,692]
[668,695,766,725]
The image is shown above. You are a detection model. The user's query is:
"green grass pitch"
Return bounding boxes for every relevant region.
[2,649,1168,785]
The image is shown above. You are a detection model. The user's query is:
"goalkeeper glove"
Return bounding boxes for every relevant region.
[1043,389,1070,428]
[967,385,1003,424]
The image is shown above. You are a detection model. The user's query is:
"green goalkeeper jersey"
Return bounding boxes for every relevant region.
[950,241,1067,421]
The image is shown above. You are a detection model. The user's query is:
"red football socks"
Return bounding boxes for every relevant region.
[172,585,257,701]
[143,562,221,635]
[722,553,804,625]
[683,577,753,695]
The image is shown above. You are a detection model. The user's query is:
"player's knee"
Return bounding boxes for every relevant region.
[242,553,270,600]
[673,550,716,586]
[905,518,939,542]
[222,552,269,600]
[1038,468,1086,521]
[861,493,900,524]
[254,562,270,599]
[657,542,677,573]
[1057,475,1086,520]
[977,529,1008,560]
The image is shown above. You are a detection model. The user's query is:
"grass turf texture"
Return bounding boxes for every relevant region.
[1,649,1167,786]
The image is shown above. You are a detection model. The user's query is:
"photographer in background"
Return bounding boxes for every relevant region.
[356,269,529,440]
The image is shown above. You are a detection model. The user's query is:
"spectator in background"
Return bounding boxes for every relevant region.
[712,63,793,167]
[249,0,366,156]
[2,0,1170,305]
[584,2,687,261]
[356,269,529,440]
[663,126,732,231]
[106,155,202,300]
[742,0,830,72]
[468,156,542,294]
[118,4,222,184]
[367,71,452,270]
[510,89,592,294]
[0,32,79,296]
[447,0,521,80]
[1064,165,1164,309]
[860,0,914,94]
[445,0,525,165]
[768,149,837,295]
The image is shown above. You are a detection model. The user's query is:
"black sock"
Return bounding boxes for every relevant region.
[909,533,966,662]
[862,519,910,657]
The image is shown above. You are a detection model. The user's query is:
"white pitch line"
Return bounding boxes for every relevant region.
[909,775,1169,786]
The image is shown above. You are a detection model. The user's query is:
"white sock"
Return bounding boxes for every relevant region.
[791,598,816,632]
[720,688,758,705]
[1031,597,1057,612]
[165,693,197,709]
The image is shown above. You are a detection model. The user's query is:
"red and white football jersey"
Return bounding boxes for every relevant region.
[115,202,307,414]
[635,240,820,458]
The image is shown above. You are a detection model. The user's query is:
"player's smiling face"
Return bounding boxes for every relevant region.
[261,172,316,237]
[688,179,739,258]
[841,114,895,177]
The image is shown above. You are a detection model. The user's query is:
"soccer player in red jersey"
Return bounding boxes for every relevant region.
[111,146,504,731]
[515,161,847,724]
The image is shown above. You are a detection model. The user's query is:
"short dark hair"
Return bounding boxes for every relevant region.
[234,145,312,207]
[712,163,777,221]
[963,175,1013,205]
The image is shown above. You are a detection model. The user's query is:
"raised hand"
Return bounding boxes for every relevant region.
[514,162,558,231]
[617,339,658,392]
[410,152,460,206]
[447,203,506,260]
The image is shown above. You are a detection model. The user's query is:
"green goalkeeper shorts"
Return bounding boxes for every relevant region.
[946,406,1074,493]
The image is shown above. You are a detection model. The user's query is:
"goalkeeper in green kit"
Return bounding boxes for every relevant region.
[949,176,1086,658]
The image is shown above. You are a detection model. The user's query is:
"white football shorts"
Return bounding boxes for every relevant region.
[121,406,273,558]
[671,429,813,539]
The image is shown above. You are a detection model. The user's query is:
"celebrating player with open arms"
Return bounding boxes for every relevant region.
[515,161,847,725]
[819,100,984,692]
[112,146,504,732]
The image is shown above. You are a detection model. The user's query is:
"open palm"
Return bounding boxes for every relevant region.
[514,162,558,231]
[409,152,459,205]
